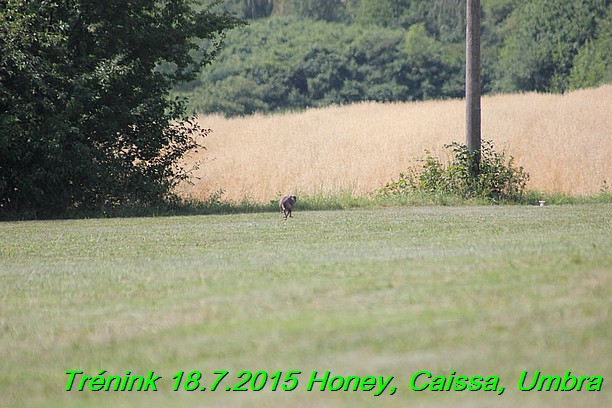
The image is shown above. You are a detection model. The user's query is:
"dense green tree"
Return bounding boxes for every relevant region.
[405,0,465,42]
[185,16,467,116]
[0,0,242,216]
[351,0,411,27]
[223,0,345,21]
[283,0,346,21]
[222,0,273,19]
[403,23,464,99]
[494,0,609,93]
[568,6,612,90]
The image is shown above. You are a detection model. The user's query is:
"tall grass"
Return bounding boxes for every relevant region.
[180,85,611,203]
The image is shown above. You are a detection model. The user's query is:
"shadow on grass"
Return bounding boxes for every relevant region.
[2,191,610,221]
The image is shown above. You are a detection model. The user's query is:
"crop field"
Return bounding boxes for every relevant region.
[181,85,611,202]
[1,204,610,408]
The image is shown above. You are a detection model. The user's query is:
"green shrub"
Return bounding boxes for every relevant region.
[379,140,529,202]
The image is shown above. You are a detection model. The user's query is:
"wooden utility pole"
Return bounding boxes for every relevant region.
[466,0,481,169]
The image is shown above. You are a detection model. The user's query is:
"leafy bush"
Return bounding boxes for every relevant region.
[379,140,529,202]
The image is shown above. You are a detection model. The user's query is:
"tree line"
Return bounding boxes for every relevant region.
[179,0,611,116]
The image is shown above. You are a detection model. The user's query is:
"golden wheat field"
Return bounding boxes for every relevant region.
[180,85,611,202]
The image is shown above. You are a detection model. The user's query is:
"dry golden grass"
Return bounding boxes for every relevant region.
[181,85,611,202]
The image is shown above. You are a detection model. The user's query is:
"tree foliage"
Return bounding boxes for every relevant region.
[196,0,610,117]
[184,17,465,116]
[0,0,243,216]
[493,0,610,93]
[568,6,612,90]
[222,0,347,21]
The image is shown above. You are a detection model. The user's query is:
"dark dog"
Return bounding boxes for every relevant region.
[279,195,297,220]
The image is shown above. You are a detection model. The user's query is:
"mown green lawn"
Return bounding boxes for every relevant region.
[1,204,610,408]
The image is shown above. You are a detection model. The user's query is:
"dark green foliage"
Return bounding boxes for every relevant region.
[283,0,347,22]
[185,17,464,116]
[494,0,610,93]
[568,6,612,90]
[221,0,346,21]
[222,0,273,19]
[379,141,529,202]
[200,0,610,116]
[0,0,243,216]
[352,0,412,27]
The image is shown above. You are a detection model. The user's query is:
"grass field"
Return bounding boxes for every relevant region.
[1,204,610,408]
[181,85,611,202]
